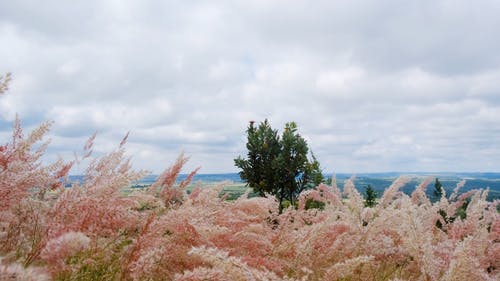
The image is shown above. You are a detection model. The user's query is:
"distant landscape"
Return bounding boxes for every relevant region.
[69,172,500,201]
[3,1,500,279]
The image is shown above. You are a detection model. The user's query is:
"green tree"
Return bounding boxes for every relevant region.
[434,178,444,200]
[234,120,281,197]
[365,184,377,207]
[234,120,323,212]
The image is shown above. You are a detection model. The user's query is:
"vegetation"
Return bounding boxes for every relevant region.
[434,178,444,200]
[234,120,323,212]
[0,72,11,95]
[1,75,499,280]
[364,184,377,207]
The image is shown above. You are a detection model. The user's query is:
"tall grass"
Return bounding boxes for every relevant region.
[1,74,499,280]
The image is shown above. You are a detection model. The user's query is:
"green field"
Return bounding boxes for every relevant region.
[124,181,253,200]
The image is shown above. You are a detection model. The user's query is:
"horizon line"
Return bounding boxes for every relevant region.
[68,171,500,176]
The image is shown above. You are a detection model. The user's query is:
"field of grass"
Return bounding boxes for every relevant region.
[125,181,253,200]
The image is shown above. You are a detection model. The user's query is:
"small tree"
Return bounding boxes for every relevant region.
[234,120,281,197]
[365,184,377,207]
[433,178,443,200]
[235,120,323,212]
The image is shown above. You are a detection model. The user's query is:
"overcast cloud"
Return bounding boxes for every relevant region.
[1,0,500,174]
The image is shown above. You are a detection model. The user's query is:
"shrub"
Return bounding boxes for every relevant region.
[234,120,323,212]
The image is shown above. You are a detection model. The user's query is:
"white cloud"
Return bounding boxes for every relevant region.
[1,0,500,173]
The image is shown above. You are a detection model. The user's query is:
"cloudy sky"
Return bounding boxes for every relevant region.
[1,1,500,174]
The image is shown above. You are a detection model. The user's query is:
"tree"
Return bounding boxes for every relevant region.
[234,120,281,197]
[433,178,443,200]
[234,120,323,212]
[365,184,377,207]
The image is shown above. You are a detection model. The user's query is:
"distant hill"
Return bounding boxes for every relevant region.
[68,172,500,201]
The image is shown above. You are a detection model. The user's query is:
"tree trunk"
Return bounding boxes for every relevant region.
[278,191,284,214]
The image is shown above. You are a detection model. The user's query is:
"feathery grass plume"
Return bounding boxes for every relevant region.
[441,235,494,281]
[380,176,411,207]
[0,117,57,213]
[421,239,455,280]
[450,179,466,201]
[40,231,91,274]
[148,153,198,207]
[123,157,205,280]
[150,153,188,190]
[127,180,282,280]
[179,167,200,190]
[324,255,374,280]
[0,73,11,95]
[298,183,342,211]
[212,195,281,272]
[82,132,96,160]
[46,138,147,241]
[0,118,71,267]
[0,258,49,281]
[18,135,145,279]
[486,216,500,276]
[125,213,205,280]
[343,177,364,216]
[176,246,282,281]
[119,131,129,148]
[121,212,156,276]
[410,176,433,206]
[327,173,343,199]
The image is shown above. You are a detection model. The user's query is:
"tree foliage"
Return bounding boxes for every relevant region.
[234,120,323,211]
[365,184,377,207]
[434,177,444,200]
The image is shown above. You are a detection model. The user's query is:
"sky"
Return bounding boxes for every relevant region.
[1,0,500,174]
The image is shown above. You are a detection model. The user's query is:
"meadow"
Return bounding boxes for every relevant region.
[1,121,499,280]
[1,74,499,280]
[121,173,500,202]
[124,181,251,201]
